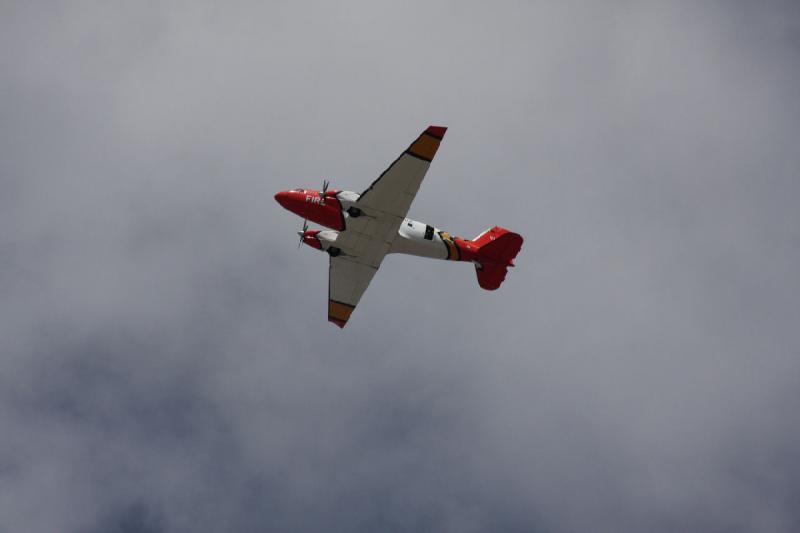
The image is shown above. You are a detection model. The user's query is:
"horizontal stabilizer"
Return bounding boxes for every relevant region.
[476,264,511,290]
[472,227,523,290]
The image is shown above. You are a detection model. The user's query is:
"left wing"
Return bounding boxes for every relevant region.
[327,126,447,328]
[328,255,379,328]
[326,215,396,328]
[334,125,447,267]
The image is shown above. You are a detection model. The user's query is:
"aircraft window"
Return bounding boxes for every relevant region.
[407,222,413,227]
[291,188,304,192]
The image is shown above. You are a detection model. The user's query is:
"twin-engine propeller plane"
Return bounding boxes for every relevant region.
[275,126,523,328]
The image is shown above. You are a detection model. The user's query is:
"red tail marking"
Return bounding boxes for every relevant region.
[469,227,523,290]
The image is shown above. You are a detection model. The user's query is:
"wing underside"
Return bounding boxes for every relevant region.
[357,125,446,219]
[328,256,378,328]
[326,126,447,327]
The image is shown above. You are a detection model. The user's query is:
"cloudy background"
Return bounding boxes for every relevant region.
[2,2,800,532]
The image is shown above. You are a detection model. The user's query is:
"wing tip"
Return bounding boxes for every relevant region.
[425,125,447,139]
[329,317,347,329]
[328,300,355,329]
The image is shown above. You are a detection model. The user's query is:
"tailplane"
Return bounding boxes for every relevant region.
[470,227,523,290]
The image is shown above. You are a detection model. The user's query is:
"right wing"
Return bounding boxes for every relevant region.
[327,126,447,328]
[334,125,447,268]
[357,125,447,220]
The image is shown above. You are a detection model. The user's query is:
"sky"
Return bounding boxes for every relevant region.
[2,1,800,532]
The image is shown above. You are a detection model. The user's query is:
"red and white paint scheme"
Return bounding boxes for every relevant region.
[275,126,523,328]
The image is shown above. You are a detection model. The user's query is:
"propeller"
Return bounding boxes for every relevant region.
[319,179,329,198]
[297,219,308,248]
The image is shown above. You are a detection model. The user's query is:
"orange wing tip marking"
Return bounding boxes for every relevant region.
[328,300,355,328]
[425,125,447,139]
[407,136,439,161]
[407,126,446,161]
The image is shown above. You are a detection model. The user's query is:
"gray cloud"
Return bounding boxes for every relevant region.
[2,2,800,532]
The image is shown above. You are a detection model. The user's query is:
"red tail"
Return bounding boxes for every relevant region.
[469,227,523,290]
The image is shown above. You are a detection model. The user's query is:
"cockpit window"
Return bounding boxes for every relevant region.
[291,188,304,192]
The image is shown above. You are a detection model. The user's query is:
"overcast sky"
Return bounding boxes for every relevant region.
[2,2,800,532]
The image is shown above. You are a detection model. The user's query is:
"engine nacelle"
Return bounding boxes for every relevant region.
[300,229,340,255]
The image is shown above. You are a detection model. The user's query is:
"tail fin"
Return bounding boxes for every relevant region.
[471,227,523,290]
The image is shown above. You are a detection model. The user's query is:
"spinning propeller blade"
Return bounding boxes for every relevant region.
[297,219,308,248]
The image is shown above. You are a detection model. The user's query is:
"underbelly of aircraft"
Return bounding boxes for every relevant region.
[388,218,450,260]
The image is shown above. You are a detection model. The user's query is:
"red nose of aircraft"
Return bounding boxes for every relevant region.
[274,190,292,209]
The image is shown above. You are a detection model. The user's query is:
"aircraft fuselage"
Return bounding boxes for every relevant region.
[274,126,522,328]
[275,188,477,263]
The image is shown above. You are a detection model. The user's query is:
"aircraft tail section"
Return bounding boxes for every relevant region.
[470,226,523,290]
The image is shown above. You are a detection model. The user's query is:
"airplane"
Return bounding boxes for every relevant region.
[275,126,523,328]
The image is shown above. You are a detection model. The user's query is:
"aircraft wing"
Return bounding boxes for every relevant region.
[326,213,399,327]
[327,126,447,327]
[328,255,378,328]
[357,125,447,220]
